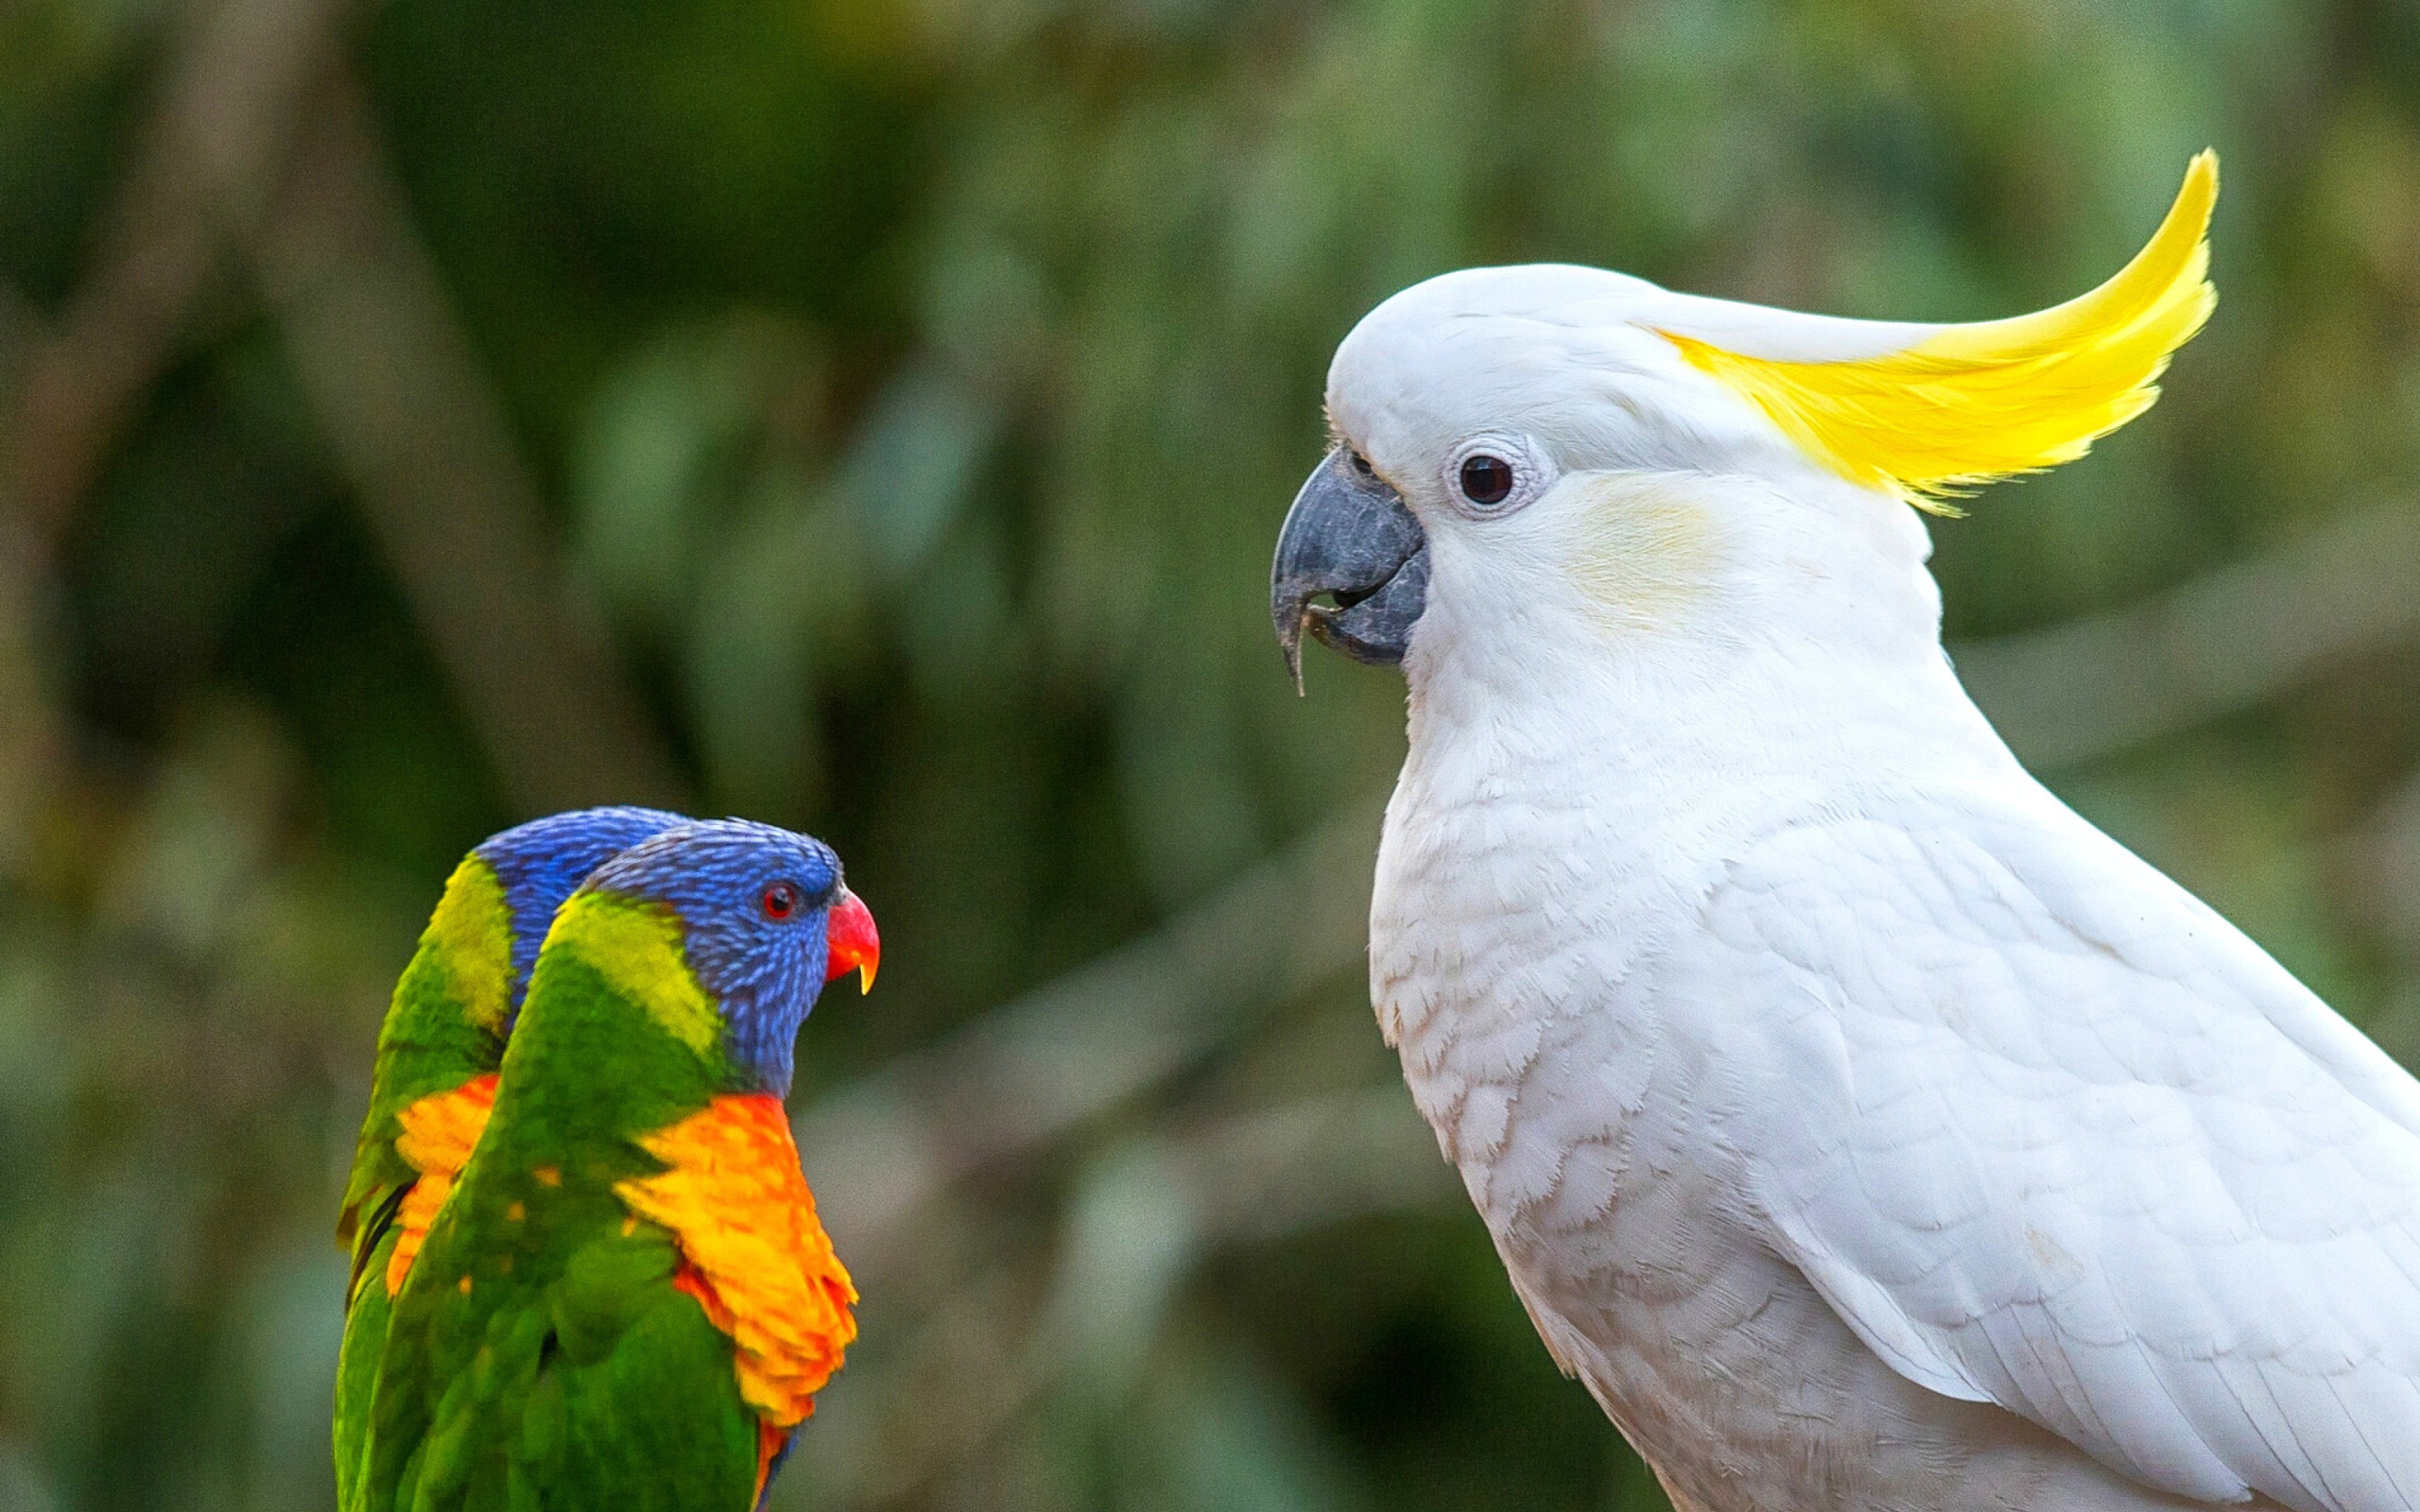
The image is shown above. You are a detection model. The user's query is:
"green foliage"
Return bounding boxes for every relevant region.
[3,0,2420,1508]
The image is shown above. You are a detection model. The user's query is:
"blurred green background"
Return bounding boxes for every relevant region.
[2,0,2418,1507]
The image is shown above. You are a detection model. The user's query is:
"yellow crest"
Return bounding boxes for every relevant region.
[1659,151,2218,512]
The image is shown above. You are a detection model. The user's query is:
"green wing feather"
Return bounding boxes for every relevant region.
[364,917,761,1512]
[335,855,515,1512]
[375,1209,753,1512]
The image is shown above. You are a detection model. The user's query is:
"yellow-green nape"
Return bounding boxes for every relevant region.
[543,890,718,1057]
[1661,149,2219,514]
[426,855,514,1034]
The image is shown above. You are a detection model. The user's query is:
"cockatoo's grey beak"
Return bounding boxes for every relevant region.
[1270,445,1429,691]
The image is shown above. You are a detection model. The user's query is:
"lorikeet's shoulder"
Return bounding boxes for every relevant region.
[339,853,513,1269]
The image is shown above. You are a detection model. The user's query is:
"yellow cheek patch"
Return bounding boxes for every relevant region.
[1560,472,1724,634]
[425,857,512,1034]
[543,892,718,1058]
[614,1093,858,1429]
[386,1073,500,1297]
[1659,151,2217,512]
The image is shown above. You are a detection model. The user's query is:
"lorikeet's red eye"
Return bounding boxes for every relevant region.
[761,882,802,920]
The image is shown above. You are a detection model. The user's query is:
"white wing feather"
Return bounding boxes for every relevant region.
[1680,783,2420,1512]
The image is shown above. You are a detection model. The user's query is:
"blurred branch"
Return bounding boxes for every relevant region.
[1955,503,2420,770]
[0,293,64,879]
[252,70,688,815]
[0,0,684,817]
[0,512,66,879]
[803,793,1387,1272]
[4,0,351,542]
[0,0,352,871]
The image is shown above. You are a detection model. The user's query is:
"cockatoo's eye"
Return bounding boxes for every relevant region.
[1460,455,1514,506]
[1443,434,1554,518]
[761,882,802,920]
[1349,449,1376,477]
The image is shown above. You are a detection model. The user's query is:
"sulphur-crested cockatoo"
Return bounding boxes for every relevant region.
[1272,153,2420,1512]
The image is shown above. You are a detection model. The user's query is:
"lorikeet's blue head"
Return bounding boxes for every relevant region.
[475,805,691,1019]
[583,818,879,1097]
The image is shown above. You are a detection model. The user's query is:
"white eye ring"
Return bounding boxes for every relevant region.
[1443,433,1555,518]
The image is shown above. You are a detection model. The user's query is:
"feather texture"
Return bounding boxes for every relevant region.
[1693,784,2420,1512]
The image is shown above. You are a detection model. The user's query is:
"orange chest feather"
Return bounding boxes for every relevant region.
[386,1074,499,1297]
[614,1094,858,1430]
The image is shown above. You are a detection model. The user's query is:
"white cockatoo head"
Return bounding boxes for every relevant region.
[1272,153,2218,696]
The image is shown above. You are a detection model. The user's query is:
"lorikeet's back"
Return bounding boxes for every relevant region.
[364,819,876,1512]
[334,808,684,1511]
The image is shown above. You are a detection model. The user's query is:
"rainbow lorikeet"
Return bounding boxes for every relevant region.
[362,818,879,1512]
[335,807,688,1511]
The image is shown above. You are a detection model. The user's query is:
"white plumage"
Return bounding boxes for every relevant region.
[1293,157,2420,1511]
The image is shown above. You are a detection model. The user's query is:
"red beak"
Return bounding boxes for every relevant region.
[824,888,879,993]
